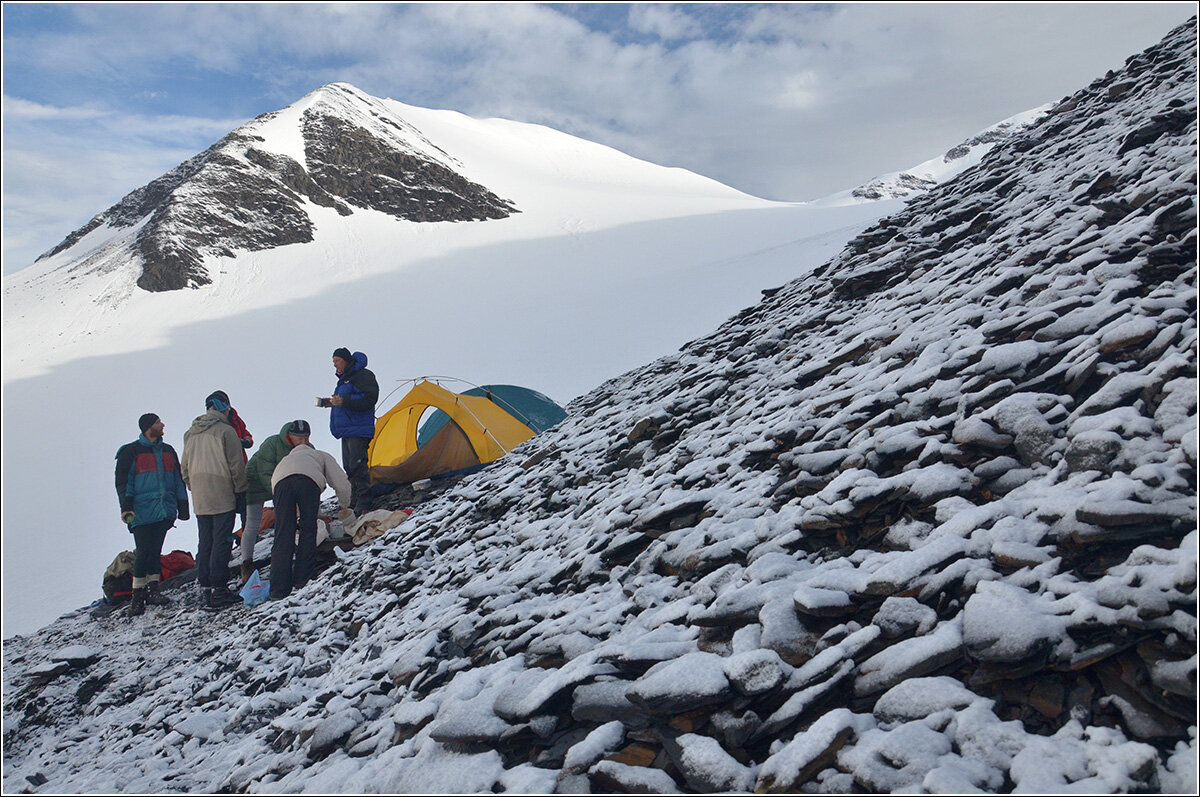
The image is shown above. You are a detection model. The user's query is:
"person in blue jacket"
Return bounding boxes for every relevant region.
[320,348,379,513]
[114,413,190,616]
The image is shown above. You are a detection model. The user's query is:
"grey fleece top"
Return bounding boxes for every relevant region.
[270,443,353,509]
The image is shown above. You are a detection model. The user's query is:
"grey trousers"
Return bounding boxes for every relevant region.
[241,501,265,564]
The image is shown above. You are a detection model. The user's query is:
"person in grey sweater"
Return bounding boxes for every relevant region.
[268,420,353,600]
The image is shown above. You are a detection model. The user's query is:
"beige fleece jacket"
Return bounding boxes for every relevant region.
[270,444,352,509]
[181,409,249,515]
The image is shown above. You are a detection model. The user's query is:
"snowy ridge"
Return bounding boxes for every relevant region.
[3,19,1197,795]
[831,104,1053,204]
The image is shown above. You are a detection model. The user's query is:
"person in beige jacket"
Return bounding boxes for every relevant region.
[181,391,249,610]
[269,419,353,600]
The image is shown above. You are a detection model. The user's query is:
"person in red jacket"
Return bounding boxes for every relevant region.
[207,390,254,460]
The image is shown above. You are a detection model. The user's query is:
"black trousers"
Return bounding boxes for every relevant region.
[132,518,173,581]
[196,511,236,589]
[341,436,371,512]
[271,474,321,598]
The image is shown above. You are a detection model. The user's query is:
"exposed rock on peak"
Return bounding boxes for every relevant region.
[301,110,515,224]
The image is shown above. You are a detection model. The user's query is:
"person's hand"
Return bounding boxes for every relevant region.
[121,511,136,525]
[330,395,345,407]
[235,492,247,515]
[337,507,355,522]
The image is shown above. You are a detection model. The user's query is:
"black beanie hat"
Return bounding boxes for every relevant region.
[139,413,160,433]
[333,347,352,362]
[288,419,312,437]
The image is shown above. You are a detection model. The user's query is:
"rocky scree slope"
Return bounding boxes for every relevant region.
[4,21,1198,795]
[36,83,516,292]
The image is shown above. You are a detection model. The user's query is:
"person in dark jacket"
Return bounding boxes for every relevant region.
[114,413,190,617]
[320,348,378,513]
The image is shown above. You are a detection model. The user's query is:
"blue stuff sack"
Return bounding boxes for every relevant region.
[240,569,270,607]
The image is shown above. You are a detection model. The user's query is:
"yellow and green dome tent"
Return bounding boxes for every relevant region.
[368,380,566,485]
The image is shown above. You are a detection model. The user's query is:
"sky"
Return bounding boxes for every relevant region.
[1,2,1195,272]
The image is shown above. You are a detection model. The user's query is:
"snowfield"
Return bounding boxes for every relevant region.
[3,17,1197,797]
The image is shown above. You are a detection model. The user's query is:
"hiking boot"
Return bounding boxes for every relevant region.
[145,581,171,606]
[240,561,253,586]
[207,588,243,609]
[128,588,146,617]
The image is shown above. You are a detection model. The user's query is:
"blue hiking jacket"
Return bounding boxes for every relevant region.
[115,435,190,529]
[330,351,379,439]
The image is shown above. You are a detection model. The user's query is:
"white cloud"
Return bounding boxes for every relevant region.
[774,71,822,111]
[628,4,703,41]
[1,95,109,121]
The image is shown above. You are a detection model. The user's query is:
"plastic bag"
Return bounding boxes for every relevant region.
[240,569,270,607]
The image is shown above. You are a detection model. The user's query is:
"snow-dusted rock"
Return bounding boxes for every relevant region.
[723,648,786,697]
[962,581,1065,664]
[626,652,732,715]
[590,759,681,793]
[873,676,985,723]
[855,619,965,696]
[756,709,874,792]
[664,731,755,792]
[872,596,938,640]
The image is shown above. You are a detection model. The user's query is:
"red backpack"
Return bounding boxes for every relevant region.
[160,550,196,581]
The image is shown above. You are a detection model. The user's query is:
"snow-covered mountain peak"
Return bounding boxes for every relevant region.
[15,82,523,296]
[248,82,456,174]
[2,81,796,382]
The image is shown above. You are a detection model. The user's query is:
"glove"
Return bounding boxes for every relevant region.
[177,500,190,521]
[241,437,253,449]
[121,511,136,525]
[235,492,247,516]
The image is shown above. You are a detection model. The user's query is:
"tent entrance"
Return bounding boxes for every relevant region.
[369,419,481,484]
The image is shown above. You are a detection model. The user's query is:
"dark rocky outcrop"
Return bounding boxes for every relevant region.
[302,111,514,223]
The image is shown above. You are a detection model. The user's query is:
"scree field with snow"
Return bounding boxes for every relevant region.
[2,17,1197,796]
